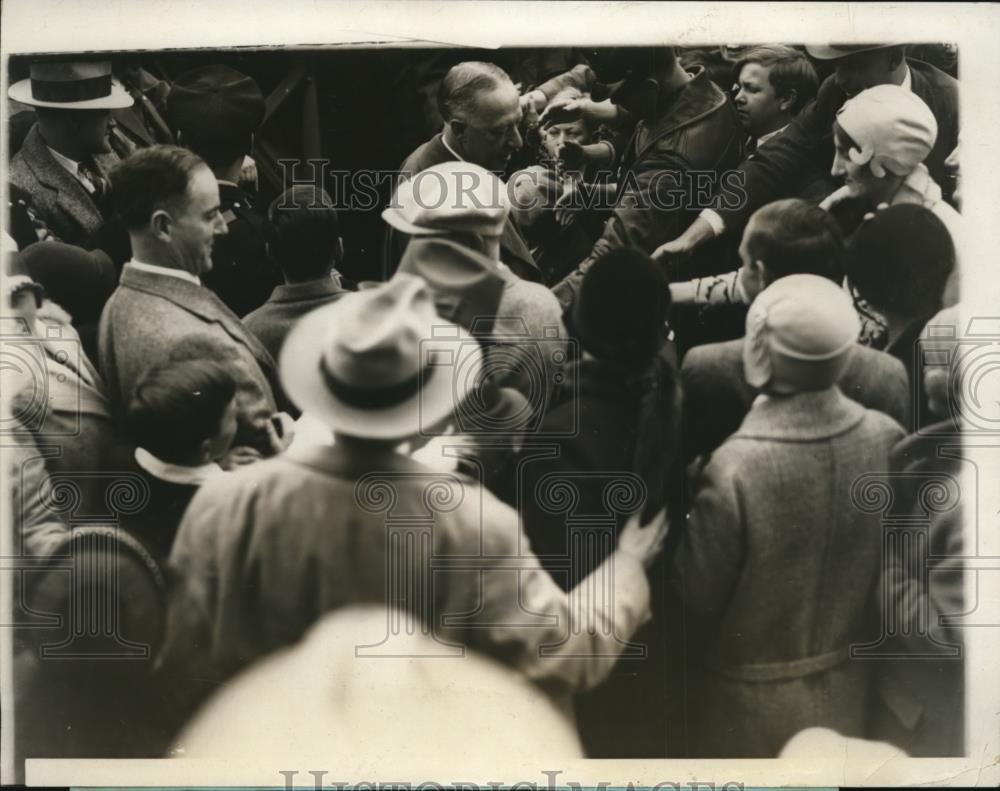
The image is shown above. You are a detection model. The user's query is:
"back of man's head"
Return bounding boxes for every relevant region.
[745,198,845,286]
[437,61,513,123]
[268,186,341,281]
[109,145,206,231]
[846,203,954,319]
[128,358,236,465]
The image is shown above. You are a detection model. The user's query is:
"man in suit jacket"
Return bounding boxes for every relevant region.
[98,145,284,456]
[8,61,133,253]
[656,44,960,263]
[681,198,909,461]
[383,61,541,283]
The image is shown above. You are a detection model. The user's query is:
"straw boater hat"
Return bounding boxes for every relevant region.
[743,274,860,394]
[8,61,133,110]
[279,274,483,440]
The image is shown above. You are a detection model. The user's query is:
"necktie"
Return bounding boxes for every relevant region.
[77,158,107,203]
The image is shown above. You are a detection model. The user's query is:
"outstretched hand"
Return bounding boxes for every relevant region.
[618,508,670,568]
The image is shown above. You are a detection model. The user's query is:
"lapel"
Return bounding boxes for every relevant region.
[20,125,105,234]
[629,68,726,168]
[735,387,866,443]
[500,215,540,275]
[119,265,277,373]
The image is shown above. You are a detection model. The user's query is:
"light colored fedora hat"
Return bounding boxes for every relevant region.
[804,44,894,61]
[9,61,133,110]
[280,273,483,440]
[382,160,510,238]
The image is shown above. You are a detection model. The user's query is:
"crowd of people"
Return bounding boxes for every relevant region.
[5,43,966,766]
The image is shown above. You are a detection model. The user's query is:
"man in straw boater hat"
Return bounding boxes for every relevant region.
[654,42,959,266]
[160,274,669,720]
[9,60,134,251]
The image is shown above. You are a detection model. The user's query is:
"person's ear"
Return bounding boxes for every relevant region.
[334,236,344,263]
[449,118,468,140]
[150,209,172,241]
[751,258,768,282]
[778,89,797,114]
[197,436,215,463]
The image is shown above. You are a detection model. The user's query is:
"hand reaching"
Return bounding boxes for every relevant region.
[617,507,670,569]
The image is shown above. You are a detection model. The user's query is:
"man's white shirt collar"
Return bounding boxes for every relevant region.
[134,447,224,486]
[901,64,912,93]
[441,133,465,162]
[126,259,202,286]
[46,146,99,194]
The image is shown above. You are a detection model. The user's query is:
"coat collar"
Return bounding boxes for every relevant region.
[632,67,729,160]
[118,264,276,368]
[18,124,109,232]
[269,276,346,304]
[735,386,866,442]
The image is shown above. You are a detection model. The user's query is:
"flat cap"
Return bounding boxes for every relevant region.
[167,64,265,140]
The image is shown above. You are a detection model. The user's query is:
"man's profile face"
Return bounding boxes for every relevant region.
[737,216,766,302]
[168,165,227,275]
[734,62,787,139]
[834,50,894,99]
[457,83,523,171]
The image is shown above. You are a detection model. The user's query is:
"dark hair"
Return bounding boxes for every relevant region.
[267,186,341,279]
[847,203,955,317]
[109,145,206,230]
[127,359,236,464]
[179,131,251,172]
[745,198,845,284]
[735,45,818,115]
[437,61,512,123]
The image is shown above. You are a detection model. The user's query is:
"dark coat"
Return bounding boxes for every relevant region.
[242,276,348,362]
[202,182,283,318]
[383,133,542,282]
[9,125,121,250]
[673,387,906,757]
[681,337,911,460]
[553,67,744,307]
[713,58,961,236]
[519,356,682,757]
[98,265,280,454]
[868,420,965,756]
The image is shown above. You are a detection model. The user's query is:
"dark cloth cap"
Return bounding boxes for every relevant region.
[268,185,336,221]
[396,236,505,338]
[167,64,265,140]
[570,247,669,367]
[19,241,116,323]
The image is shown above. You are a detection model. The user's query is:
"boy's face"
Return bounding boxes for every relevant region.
[734,62,787,140]
[207,397,240,460]
[541,119,589,161]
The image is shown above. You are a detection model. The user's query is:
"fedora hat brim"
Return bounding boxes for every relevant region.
[280,300,483,440]
[8,77,134,109]
[805,44,893,61]
[381,206,440,237]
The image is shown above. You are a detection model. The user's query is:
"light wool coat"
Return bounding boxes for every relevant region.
[674,387,906,757]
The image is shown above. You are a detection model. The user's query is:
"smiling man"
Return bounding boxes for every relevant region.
[384,61,541,282]
[98,145,288,456]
